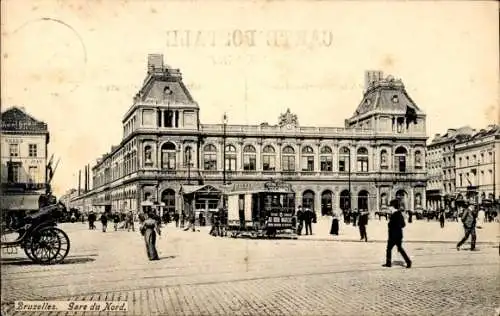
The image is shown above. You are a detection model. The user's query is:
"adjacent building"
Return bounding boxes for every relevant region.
[425,126,476,210]
[71,54,428,217]
[0,106,50,213]
[455,124,499,203]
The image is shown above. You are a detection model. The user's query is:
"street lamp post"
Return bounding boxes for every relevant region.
[223,113,228,185]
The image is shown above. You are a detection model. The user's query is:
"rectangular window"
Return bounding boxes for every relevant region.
[28,166,37,183]
[339,160,346,172]
[204,154,217,170]
[29,144,37,157]
[7,162,21,182]
[262,155,275,171]
[282,156,295,171]
[243,155,256,171]
[9,144,19,157]
[357,159,368,172]
[302,156,314,171]
[320,156,332,171]
[225,157,236,171]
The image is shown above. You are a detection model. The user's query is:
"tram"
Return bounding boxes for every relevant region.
[225,180,297,239]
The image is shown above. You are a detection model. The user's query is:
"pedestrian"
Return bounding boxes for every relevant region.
[140,212,161,261]
[113,213,120,231]
[174,212,180,228]
[358,209,369,242]
[303,207,314,235]
[88,211,96,230]
[439,209,445,228]
[126,211,135,232]
[456,203,477,251]
[352,208,359,226]
[330,209,340,236]
[209,210,220,236]
[408,209,413,223]
[100,213,108,232]
[296,206,304,235]
[383,199,412,268]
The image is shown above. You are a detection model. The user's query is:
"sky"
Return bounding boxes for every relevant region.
[2,0,499,196]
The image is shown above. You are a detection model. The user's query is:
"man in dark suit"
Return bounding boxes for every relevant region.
[383,199,412,268]
[358,209,369,242]
[296,206,304,235]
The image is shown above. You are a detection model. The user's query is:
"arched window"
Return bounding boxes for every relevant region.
[225,145,237,171]
[320,146,333,171]
[301,146,314,171]
[144,145,153,167]
[356,147,369,172]
[358,190,369,211]
[161,189,176,214]
[414,150,423,169]
[302,190,315,212]
[262,145,276,171]
[380,149,388,170]
[338,147,350,172]
[184,146,193,167]
[395,147,408,172]
[321,190,333,216]
[161,142,176,170]
[243,145,256,171]
[282,146,295,172]
[340,190,350,211]
[203,144,217,170]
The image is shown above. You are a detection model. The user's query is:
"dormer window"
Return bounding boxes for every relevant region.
[365,99,371,105]
[392,95,399,103]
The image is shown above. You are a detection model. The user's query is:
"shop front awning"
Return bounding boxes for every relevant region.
[0,194,40,211]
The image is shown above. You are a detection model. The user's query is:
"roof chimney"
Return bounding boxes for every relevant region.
[148,54,164,73]
[364,70,384,91]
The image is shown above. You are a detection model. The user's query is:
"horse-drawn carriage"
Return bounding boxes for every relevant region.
[1,198,71,264]
[225,180,297,239]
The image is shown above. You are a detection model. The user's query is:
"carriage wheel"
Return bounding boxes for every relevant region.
[30,227,70,265]
[23,236,36,262]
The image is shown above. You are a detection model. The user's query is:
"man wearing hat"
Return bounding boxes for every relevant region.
[383,199,412,268]
[456,202,477,251]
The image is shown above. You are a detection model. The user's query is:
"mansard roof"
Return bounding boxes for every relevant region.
[351,75,422,119]
[0,106,48,133]
[136,69,195,105]
[468,124,500,141]
[429,126,476,145]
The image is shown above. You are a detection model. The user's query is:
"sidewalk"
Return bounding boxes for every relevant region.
[299,216,500,244]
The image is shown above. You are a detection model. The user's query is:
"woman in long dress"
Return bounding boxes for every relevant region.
[140,212,161,261]
[330,210,339,235]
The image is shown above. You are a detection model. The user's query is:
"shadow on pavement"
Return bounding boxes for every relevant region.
[158,255,177,260]
[1,256,96,266]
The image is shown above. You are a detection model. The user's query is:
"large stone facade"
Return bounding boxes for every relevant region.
[72,54,428,216]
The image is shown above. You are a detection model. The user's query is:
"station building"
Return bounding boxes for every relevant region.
[71,54,428,217]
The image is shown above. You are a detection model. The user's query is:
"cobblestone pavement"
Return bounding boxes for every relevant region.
[2,223,499,316]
